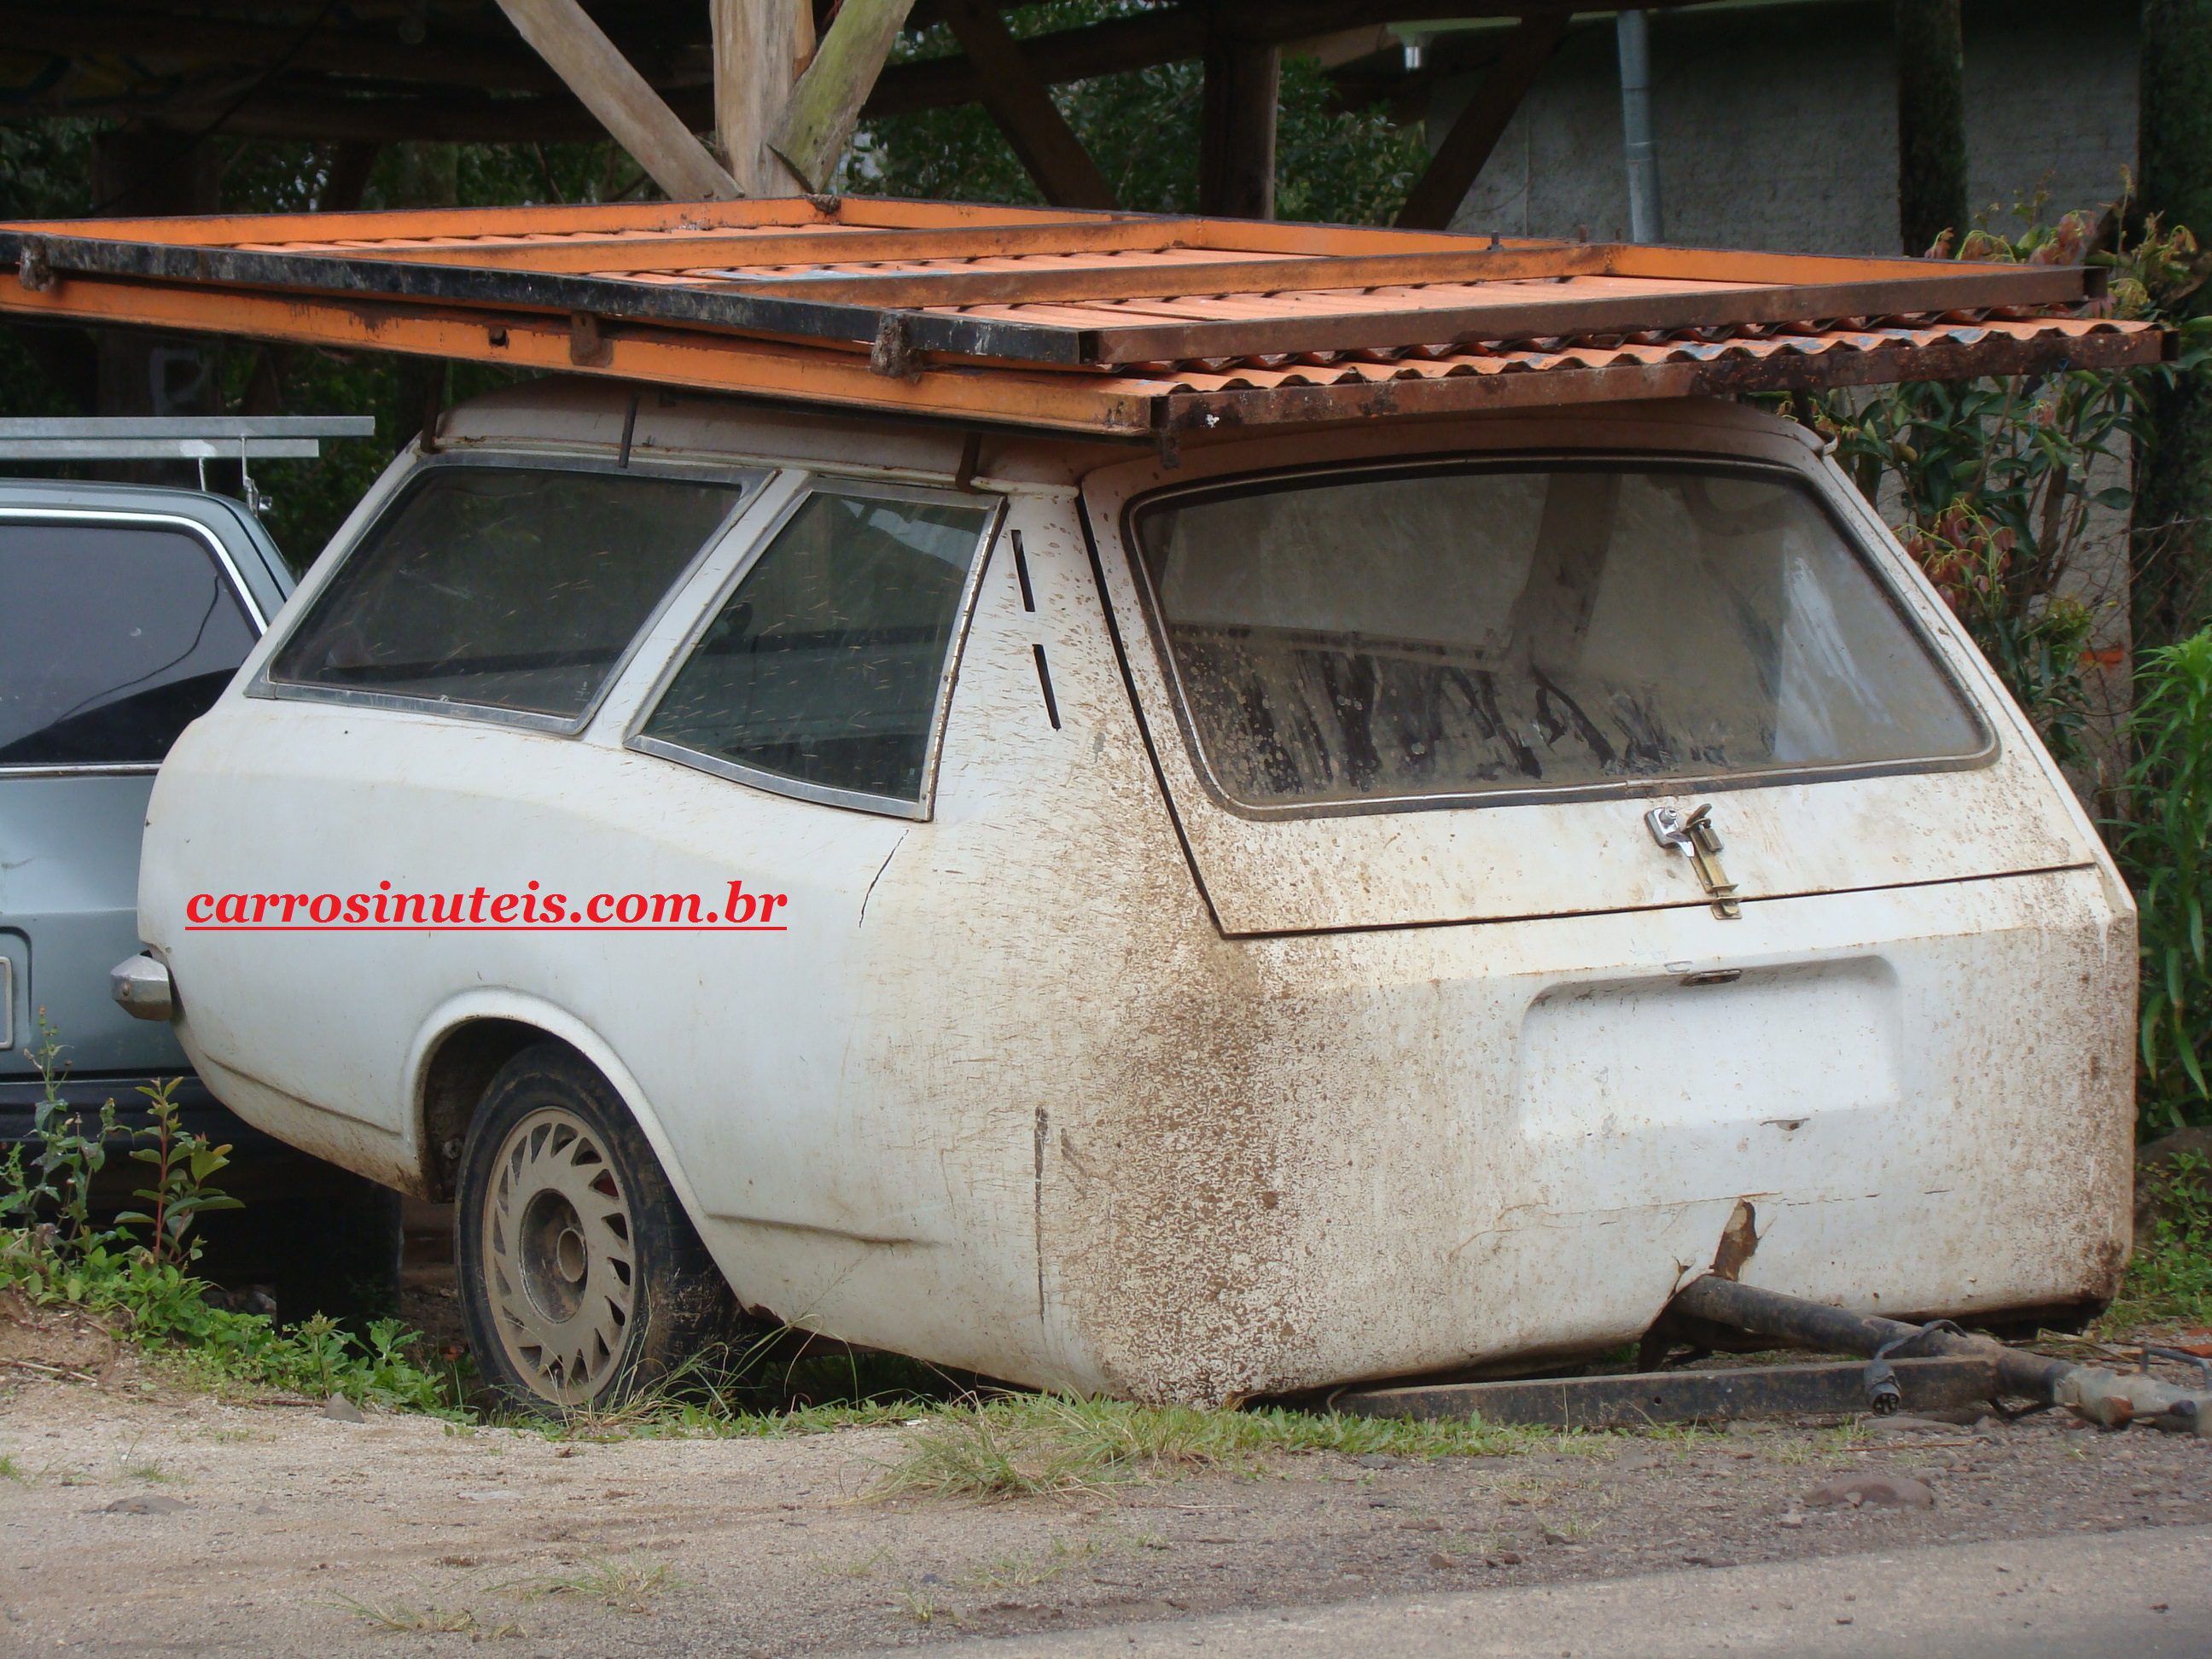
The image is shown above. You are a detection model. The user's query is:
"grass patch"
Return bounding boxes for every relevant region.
[331,1595,518,1637]
[894,1583,955,1627]
[500,1341,973,1442]
[2,1238,469,1415]
[524,1556,676,1610]
[812,1548,890,1581]
[963,1536,1103,1589]
[0,1453,20,1481]
[2105,1150,2212,1333]
[873,1394,1546,1500]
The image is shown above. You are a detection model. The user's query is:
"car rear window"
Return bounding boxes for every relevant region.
[268,463,748,723]
[1132,461,1986,811]
[0,520,258,768]
[637,486,993,809]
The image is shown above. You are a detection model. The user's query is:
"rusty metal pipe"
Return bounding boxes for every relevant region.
[1668,1277,2209,1435]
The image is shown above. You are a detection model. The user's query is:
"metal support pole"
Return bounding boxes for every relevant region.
[1615,9,1663,244]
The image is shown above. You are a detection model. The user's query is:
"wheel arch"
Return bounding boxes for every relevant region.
[406,992,709,1238]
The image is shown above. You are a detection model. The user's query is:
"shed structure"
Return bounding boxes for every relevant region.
[0,3,1708,224]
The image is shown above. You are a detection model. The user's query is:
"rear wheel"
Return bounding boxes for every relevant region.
[455,1044,737,1412]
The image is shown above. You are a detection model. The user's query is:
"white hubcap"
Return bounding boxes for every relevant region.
[482,1107,637,1405]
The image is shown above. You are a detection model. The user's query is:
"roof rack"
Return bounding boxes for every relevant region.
[0,416,376,461]
[0,416,376,515]
[0,199,2165,439]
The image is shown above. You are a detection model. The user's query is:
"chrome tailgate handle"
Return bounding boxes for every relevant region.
[1645,804,1742,920]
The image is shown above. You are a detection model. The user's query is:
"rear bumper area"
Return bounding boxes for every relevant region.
[1038,865,2137,1404]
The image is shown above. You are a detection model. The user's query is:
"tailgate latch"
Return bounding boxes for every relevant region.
[1645,804,1743,920]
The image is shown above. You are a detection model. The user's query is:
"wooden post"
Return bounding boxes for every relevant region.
[389,144,459,449]
[494,0,740,199]
[1895,0,1967,254]
[1395,15,1570,231]
[771,0,920,195]
[90,128,219,436]
[713,0,815,197]
[2135,0,2212,646]
[940,0,1117,210]
[1199,32,1279,219]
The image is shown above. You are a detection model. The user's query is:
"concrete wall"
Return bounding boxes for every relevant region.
[1441,0,2139,255]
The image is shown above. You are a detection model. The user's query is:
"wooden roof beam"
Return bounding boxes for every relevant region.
[869,1,1662,118]
[939,0,1119,210]
[771,0,923,194]
[1199,32,1280,219]
[1394,13,1571,230]
[494,0,741,200]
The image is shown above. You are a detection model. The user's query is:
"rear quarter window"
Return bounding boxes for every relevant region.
[635,484,996,812]
[0,519,258,767]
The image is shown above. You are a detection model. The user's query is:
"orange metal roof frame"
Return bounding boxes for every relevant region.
[0,196,2165,439]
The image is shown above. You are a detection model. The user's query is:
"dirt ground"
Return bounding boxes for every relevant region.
[4,1342,2210,1658]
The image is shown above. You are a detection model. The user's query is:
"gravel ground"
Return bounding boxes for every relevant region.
[3,1341,2209,1657]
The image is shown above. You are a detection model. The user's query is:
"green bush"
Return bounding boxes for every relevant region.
[1807,204,2212,767]
[2118,632,2212,1133]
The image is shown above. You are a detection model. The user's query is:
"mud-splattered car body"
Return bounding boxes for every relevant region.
[137,381,2134,1404]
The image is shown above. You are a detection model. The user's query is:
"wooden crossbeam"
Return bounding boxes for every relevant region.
[1199,34,1281,219]
[771,0,923,194]
[872,1,1662,119]
[1395,14,1571,230]
[939,0,1119,210]
[492,0,741,201]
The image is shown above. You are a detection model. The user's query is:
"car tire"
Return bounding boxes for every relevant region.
[454,1043,741,1413]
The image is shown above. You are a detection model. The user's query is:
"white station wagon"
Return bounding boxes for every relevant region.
[29,200,2145,1412]
[126,377,2135,1410]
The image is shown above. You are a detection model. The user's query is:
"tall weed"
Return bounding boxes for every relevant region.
[1,1022,461,1412]
[2119,632,2212,1132]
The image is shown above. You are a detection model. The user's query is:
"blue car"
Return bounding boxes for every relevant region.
[0,472,398,1319]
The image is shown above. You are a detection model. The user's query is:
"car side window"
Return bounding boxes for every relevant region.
[267,463,752,725]
[636,485,996,812]
[0,519,259,768]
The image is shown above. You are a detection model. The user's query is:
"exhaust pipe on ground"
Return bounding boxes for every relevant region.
[1668,1275,2212,1437]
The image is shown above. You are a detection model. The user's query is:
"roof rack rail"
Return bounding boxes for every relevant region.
[0,416,375,460]
[0,416,376,516]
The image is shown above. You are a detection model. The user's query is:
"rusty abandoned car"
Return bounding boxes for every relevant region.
[0,198,2163,1412]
